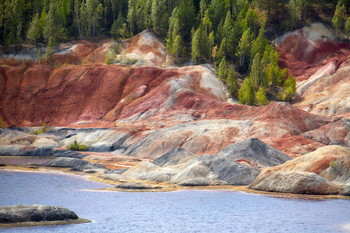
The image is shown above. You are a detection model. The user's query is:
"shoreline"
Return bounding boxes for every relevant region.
[0,218,91,228]
[1,165,349,200]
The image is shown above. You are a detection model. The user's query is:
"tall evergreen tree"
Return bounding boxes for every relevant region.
[217,58,227,81]
[43,1,66,43]
[250,26,268,60]
[191,24,210,63]
[226,67,239,98]
[345,17,350,36]
[2,0,25,43]
[209,0,227,31]
[332,0,346,33]
[255,86,268,105]
[167,8,185,63]
[199,0,209,19]
[237,28,253,69]
[238,78,255,105]
[177,0,195,40]
[151,0,169,37]
[222,11,235,53]
[279,76,296,101]
[250,52,262,88]
[27,13,41,43]
[110,12,130,39]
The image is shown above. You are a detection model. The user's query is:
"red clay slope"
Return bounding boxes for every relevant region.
[276,23,350,82]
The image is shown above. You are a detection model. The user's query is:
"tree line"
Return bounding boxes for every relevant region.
[0,0,348,106]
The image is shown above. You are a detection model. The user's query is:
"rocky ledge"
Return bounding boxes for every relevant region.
[0,205,90,227]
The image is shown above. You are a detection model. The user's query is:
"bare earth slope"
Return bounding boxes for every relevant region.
[1,27,350,195]
[276,23,350,118]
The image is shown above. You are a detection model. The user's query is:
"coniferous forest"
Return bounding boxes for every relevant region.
[0,0,349,105]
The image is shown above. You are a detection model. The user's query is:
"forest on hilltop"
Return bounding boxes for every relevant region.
[0,0,349,105]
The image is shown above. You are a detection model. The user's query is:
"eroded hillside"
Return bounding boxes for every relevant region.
[1,25,349,196]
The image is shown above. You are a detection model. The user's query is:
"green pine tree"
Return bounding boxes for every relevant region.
[345,17,350,36]
[217,58,227,81]
[238,78,255,105]
[332,1,346,34]
[237,28,253,69]
[27,13,42,43]
[255,86,269,105]
[250,52,263,88]
[191,24,210,63]
[279,76,296,101]
[226,67,239,98]
[173,34,185,63]
[151,0,169,36]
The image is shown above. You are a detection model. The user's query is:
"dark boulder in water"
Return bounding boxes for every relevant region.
[0,205,90,227]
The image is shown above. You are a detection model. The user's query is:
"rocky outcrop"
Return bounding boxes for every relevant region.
[249,145,350,195]
[301,119,350,147]
[0,27,341,159]
[43,157,106,172]
[276,23,350,118]
[201,156,259,185]
[276,23,350,82]
[294,58,350,117]
[199,138,291,185]
[115,182,162,190]
[1,29,350,195]
[0,63,228,127]
[249,171,341,195]
[116,30,172,67]
[0,205,89,226]
[108,139,290,186]
[215,138,291,169]
[152,147,195,167]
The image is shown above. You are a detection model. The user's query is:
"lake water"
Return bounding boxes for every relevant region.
[1,170,350,233]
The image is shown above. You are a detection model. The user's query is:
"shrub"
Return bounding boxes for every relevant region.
[32,122,50,135]
[105,49,116,65]
[329,161,337,168]
[105,43,122,65]
[0,117,7,128]
[67,140,89,151]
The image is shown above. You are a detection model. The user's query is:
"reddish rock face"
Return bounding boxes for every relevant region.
[1,27,349,160]
[276,23,350,82]
[0,64,131,126]
[0,63,228,127]
[276,23,350,118]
